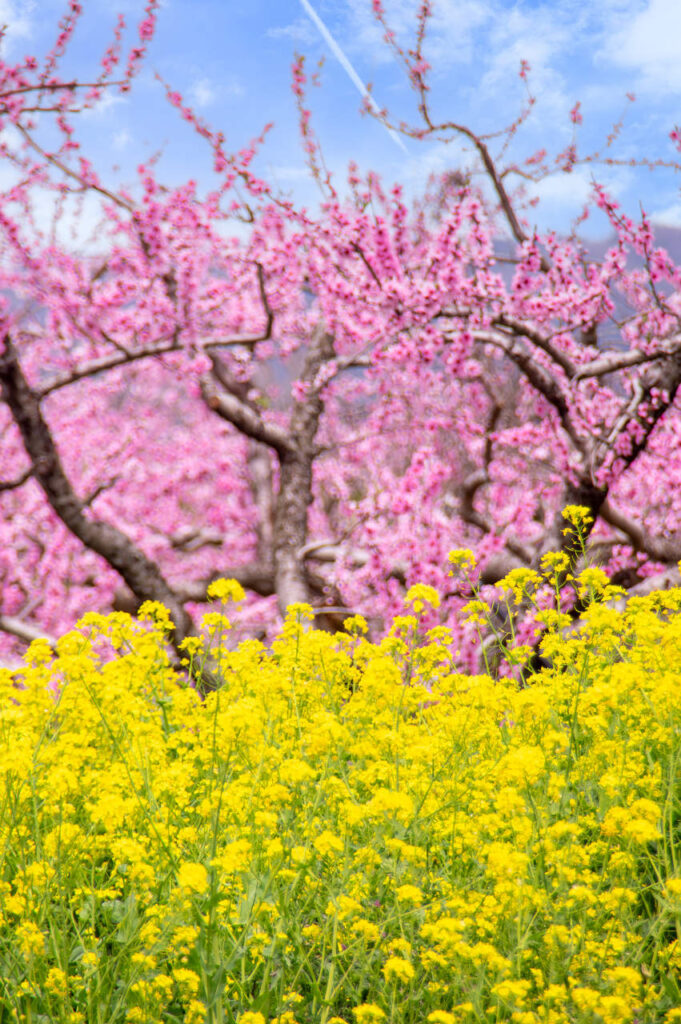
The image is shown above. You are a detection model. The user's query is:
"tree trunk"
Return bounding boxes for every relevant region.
[273,453,315,611]
[0,335,192,642]
[272,325,335,616]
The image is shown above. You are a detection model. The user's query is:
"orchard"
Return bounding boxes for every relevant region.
[2,0,681,669]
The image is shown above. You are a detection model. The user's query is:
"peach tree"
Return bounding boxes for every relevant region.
[2,1,681,666]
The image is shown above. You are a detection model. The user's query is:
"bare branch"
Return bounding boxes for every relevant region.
[459,465,536,573]
[351,241,382,288]
[270,324,337,611]
[299,542,371,567]
[1,79,128,101]
[573,339,681,381]
[627,566,681,596]
[16,123,134,212]
[496,314,576,377]
[39,337,182,397]
[600,499,681,563]
[460,467,490,522]
[0,614,56,649]
[82,476,119,509]
[167,527,224,552]
[592,351,681,473]
[204,263,275,352]
[478,552,528,586]
[473,329,583,450]
[0,467,33,492]
[200,373,294,457]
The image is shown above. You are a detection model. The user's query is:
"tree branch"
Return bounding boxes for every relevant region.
[600,499,681,563]
[0,614,56,649]
[199,372,294,457]
[167,526,224,552]
[0,467,33,492]
[204,262,275,352]
[16,123,135,212]
[573,338,681,381]
[473,329,583,450]
[0,334,191,641]
[178,562,276,602]
[591,351,681,474]
[39,336,182,397]
[627,565,681,596]
[496,314,576,378]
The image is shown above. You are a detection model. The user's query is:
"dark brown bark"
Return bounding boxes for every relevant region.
[178,562,276,603]
[0,334,192,641]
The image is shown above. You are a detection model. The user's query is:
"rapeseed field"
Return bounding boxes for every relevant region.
[1,512,680,1022]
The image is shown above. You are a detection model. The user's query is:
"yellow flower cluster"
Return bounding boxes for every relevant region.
[0,570,680,1022]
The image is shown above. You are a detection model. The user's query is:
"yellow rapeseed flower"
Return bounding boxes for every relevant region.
[5,533,681,1020]
[207,578,246,603]
[447,548,476,571]
[405,583,441,612]
[497,567,541,602]
[562,505,594,528]
[382,956,415,983]
[138,600,175,632]
[313,830,344,857]
[45,967,68,998]
[395,883,423,905]
[16,921,44,957]
[177,862,209,894]
[492,978,531,1006]
[343,614,368,634]
[173,967,201,1000]
[352,1005,386,1023]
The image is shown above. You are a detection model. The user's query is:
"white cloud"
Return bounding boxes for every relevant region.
[528,166,594,208]
[267,163,312,182]
[601,0,681,91]
[112,129,131,151]
[190,77,217,107]
[298,0,408,152]
[651,202,681,228]
[267,18,317,44]
[344,0,495,68]
[80,91,128,119]
[0,0,36,56]
[0,176,121,257]
[189,76,243,108]
[399,137,468,191]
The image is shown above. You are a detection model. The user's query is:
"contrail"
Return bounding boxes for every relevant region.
[299,0,409,154]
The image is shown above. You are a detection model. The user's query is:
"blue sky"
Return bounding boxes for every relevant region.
[3,0,681,239]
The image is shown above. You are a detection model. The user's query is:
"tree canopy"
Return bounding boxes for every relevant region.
[2,0,681,668]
